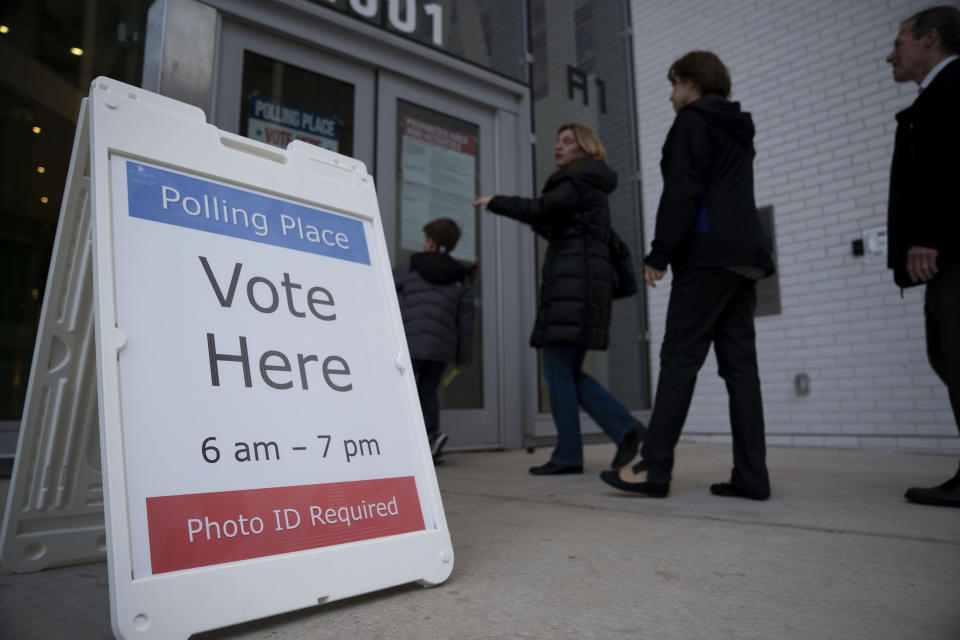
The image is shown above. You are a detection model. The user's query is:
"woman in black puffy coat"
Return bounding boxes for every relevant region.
[475,123,644,475]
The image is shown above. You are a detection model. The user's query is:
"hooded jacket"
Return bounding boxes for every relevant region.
[887,57,960,288]
[645,94,775,275]
[394,251,474,365]
[487,157,617,350]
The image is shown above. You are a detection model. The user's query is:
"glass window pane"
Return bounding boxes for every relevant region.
[311,0,528,82]
[0,1,148,421]
[530,0,650,411]
[239,51,354,156]
[395,100,482,409]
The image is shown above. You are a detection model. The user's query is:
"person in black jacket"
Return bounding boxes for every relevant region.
[601,52,774,499]
[885,6,960,508]
[475,123,645,476]
[394,218,474,462]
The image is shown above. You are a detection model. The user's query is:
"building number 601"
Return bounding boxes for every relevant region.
[326,0,444,46]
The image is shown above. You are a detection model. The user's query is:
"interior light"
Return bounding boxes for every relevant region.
[32,126,41,134]
[41,196,49,204]
[37,166,45,174]
[0,25,9,34]
[70,47,83,56]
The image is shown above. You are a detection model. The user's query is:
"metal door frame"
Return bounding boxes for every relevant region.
[376,71,501,448]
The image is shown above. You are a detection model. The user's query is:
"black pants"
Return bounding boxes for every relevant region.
[641,269,770,493]
[925,261,960,476]
[412,359,447,438]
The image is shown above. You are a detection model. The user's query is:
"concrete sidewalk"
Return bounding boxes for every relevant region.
[2,442,959,639]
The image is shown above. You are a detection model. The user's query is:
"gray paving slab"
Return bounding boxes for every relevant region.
[1,442,958,639]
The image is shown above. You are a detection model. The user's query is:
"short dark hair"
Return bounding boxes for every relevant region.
[667,51,731,98]
[423,218,461,253]
[906,5,960,55]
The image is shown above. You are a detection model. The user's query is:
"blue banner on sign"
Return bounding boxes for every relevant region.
[124,161,369,265]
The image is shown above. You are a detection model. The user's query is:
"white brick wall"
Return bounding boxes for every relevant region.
[630,0,959,453]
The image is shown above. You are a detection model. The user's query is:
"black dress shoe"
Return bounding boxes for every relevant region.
[611,423,646,469]
[529,461,583,475]
[904,476,960,507]
[599,461,669,497]
[710,482,770,501]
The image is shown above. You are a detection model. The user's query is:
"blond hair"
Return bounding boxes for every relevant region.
[557,123,607,162]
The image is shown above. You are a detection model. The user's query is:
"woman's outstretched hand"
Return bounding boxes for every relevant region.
[474,196,492,208]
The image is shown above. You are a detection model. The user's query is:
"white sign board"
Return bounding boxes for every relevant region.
[1,78,453,639]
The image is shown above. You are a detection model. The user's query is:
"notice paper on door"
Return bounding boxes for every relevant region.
[399,116,477,263]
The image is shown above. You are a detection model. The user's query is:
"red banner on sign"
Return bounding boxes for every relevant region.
[146,477,425,574]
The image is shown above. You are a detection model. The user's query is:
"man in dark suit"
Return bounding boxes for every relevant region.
[886,5,960,507]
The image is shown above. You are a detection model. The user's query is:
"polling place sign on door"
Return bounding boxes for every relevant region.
[114,157,427,577]
[247,96,340,151]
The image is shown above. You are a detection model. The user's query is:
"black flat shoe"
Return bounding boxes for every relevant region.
[529,461,583,475]
[904,476,960,507]
[710,482,770,501]
[611,423,646,469]
[599,462,669,497]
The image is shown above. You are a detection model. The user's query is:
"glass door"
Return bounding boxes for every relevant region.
[377,72,501,450]
[214,25,503,450]
[213,19,375,169]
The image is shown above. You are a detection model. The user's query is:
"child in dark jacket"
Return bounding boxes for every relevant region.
[393,218,474,462]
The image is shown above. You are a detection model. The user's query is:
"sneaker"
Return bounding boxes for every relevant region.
[429,432,449,458]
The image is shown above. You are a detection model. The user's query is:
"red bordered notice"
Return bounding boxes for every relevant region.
[146,477,424,574]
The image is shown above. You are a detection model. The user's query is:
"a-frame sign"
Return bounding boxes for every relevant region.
[0,77,453,638]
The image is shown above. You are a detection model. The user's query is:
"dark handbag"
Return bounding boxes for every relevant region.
[609,228,638,299]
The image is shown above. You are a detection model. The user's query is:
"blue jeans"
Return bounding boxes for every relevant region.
[541,346,636,466]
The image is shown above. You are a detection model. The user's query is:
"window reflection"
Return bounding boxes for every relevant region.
[239,51,355,157]
[312,0,528,82]
[395,100,483,409]
[530,0,649,411]
[0,1,147,422]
